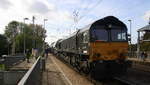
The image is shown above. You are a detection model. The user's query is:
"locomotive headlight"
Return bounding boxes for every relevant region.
[83,50,87,53]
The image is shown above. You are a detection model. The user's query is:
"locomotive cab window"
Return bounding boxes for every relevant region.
[111,29,127,41]
[91,28,108,41]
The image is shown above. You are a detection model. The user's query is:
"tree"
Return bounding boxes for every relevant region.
[0,34,9,57]
[130,44,137,51]
[28,24,46,50]
[4,21,20,55]
[5,21,20,41]
[4,21,47,54]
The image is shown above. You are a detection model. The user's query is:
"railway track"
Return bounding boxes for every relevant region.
[100,61,150,85]
[114,67,150,85]
[52,54,150,85]
[132,63,150,72]
[53,54,125,85]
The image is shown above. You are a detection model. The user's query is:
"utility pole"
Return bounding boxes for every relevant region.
[44,19,48,29]
[73,10,79,31]
[137,31,140,58]
[7,38,10,55]
[128,20,132,57]
[43,19,48,52]
[32,16,36,49]
[23,18,29,55]
[148,17,150,25]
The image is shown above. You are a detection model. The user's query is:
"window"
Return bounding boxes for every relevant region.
[91,29,108,41]
[111,29,127,41]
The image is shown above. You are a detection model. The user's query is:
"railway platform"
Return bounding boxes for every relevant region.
[128,57,150,66]
[128,57,150,72]
[42,54,94,85]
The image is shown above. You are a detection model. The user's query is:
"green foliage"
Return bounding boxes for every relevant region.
[0,64,5,70]
[4,21,46,54]
[4,21,20,41]
[0,34,8,56]
[130,44,137,51]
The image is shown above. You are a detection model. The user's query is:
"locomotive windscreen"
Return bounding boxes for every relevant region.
[91,28,108,41]
[91,28,127,42]
[111,29,127,41]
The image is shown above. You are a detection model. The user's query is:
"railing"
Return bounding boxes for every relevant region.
[18,56,43,85]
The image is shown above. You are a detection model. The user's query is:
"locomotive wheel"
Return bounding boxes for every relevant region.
[71,55,76,67]
[69,56,72,65]
[81,61,90,74]
[75,55,81,72]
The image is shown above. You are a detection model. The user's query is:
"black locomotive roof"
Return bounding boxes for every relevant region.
[92,16,127,28]
[79,16,127,33]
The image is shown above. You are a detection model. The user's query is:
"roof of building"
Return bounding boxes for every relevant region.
[138,24,150,31]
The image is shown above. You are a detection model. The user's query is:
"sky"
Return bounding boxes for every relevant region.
[0,0,150,44]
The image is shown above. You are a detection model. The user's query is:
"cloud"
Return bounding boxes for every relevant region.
[28,1,52,14]
[48,10,73,22]
[0,0,12,9]
[55,0,81,5]
[143,10,150,21]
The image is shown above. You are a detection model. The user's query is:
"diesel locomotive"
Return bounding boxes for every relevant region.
[54,16,131,80]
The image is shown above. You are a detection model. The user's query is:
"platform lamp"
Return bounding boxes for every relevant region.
[128,19,132,57]
[43,19,48,52]
[23,18,29,56]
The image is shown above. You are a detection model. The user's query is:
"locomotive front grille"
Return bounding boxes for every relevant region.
[90,42,128,61]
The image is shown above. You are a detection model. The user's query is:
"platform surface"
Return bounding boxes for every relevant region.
[42,54,94,85]
[128,57,150,66]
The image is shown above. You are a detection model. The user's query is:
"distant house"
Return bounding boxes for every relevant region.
[137,24,150,58]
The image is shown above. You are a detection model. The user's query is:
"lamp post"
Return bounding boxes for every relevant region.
[32,16,36,49]
[23,18,29,55]
[43,19,48,49]
[7,38,10,55]
[148,17,150,25]
[128,19,132,57]
[44,19,48,29]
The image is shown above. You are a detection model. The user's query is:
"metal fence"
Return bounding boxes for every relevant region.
[18,56,43,85]
[129,51,150,59]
